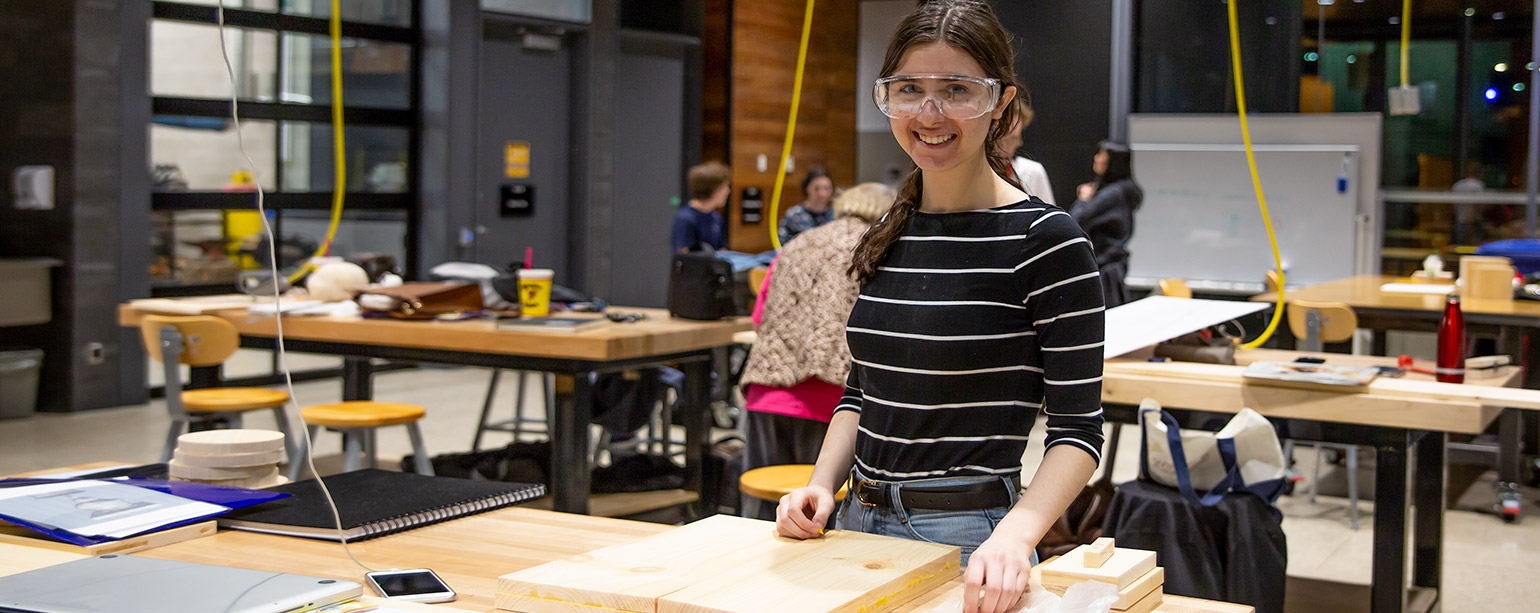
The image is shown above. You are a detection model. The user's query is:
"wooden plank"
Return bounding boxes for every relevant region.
[655,528,958,613]
[1102,365,1502,434]
[1106,358,1540,411]
[1038,547,1156,591]
[1120,588,1164,613]
[119,305,750,362]
[497,515,959,613]
[0,521,216,556]
[1041,566,1163,610]
[497,515,785,613]
[1250,274,1540,319]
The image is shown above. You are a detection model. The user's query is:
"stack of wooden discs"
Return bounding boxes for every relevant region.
[169,429,289,489]
[1038,538,1163,613]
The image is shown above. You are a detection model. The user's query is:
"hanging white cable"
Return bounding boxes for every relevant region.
[216,3,379,574]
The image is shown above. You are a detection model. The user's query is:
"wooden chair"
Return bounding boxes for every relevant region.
[1157,278,1192,299]
[1264,269,1283,293]
[1282,300,1363,529]
[739,464,847,520]
[298,401,433,478]
[138,315,295,464]
[747,266,770,296]
[1286,300,1358,353]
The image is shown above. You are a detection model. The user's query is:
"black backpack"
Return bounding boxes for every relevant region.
[667,251,735,320]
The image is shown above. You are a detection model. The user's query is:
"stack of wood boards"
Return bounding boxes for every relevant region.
[1037,539,1163,613]
[169,430,287,489]
[497,514,960,613]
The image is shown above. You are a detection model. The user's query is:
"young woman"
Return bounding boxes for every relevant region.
[1072,142,1143,307]
[778,167,838,245]
[775,3,1105,613]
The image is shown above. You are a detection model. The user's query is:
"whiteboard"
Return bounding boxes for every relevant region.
[1125,144,1360,288]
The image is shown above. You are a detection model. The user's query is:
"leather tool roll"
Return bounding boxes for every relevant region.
[357,282,484,319]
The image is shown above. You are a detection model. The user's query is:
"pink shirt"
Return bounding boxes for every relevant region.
[746,259,841,422]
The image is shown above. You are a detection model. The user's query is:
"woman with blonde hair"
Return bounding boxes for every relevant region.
[739,183,897,519]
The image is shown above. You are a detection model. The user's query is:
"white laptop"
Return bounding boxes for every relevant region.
[0,554,362,613]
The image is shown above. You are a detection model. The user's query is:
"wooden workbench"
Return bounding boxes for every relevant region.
[0,505,1249,613]
[118,304,750,516]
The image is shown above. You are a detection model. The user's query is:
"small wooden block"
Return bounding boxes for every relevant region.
[173,447,286,468]
[176,429,285,455]
[1041,566,1164,610]
[1039,546,1157,591]
[1082,537,1115,568]
[168,459,278,481]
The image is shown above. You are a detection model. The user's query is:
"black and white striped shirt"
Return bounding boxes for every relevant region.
[838,198,1106,481]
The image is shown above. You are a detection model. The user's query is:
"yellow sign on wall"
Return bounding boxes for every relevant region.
[505,141,531,178]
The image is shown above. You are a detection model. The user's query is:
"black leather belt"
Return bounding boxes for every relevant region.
[853,476,1016,510]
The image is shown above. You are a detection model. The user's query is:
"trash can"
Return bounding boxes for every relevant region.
[0,348,43,419]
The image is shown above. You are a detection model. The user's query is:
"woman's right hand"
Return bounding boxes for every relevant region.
[776,485,835,539]
[1076,182,1096,202]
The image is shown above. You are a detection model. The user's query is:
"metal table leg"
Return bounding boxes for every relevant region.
[1413,431,1445,606]
[1372,435,1410,613]
[682,359,712,515]
[551,371,594,514]
[342,357,374,401]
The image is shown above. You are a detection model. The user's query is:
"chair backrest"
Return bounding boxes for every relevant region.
[747,267,769,297]
[139,315,241,367]
[1157,278,1193,299]
[1264,270,1282,293]
[1287,300,1358,344]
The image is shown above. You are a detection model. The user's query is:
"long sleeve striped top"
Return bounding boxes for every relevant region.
[837,197,1107,481]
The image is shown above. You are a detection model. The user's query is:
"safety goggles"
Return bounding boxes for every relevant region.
[873,74,1002,120]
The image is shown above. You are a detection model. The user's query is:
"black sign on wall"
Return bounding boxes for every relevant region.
[500,183,535,217]
[740,186,763,224]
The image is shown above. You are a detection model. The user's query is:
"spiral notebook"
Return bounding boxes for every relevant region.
[218,469,544,541]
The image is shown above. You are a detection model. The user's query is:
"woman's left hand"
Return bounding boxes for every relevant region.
[961,533,1035,613]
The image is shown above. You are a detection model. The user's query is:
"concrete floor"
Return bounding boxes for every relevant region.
[3,357,1538,613]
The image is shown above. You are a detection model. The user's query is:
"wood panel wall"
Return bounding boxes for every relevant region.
[725,0,858,253]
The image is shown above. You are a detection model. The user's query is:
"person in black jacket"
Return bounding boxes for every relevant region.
[1070,141,1143,307]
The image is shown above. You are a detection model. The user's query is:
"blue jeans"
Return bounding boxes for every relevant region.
[838,468,1032,567]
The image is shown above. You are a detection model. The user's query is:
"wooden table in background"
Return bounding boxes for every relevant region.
[1103,346,1534,613]
[118,305,751,515]
[1251,276,1540,520]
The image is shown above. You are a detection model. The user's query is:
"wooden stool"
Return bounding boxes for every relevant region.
[739,464,847,519]
[297,401,433,479]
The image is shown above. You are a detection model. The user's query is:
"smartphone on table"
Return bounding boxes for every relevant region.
[364,568,456,603]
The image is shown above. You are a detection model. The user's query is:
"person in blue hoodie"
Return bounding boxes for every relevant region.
[1070,140,1143,307]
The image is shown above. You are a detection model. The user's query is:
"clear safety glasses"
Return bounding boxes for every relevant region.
[873,74,1002,120]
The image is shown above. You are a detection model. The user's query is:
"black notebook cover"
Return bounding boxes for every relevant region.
[218,469,545,541]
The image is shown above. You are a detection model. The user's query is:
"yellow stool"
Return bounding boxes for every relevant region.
[739,464,848,519]
[297,401,433,478]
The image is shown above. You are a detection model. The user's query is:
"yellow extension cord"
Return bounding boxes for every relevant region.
[286,0,348,283]
[767,0,817,251]
[1400,0,1412,88]
[1228,0,1286,349]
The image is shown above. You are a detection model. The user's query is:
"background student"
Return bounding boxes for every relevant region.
[740,183,897,519]
[1070,141,1143,307]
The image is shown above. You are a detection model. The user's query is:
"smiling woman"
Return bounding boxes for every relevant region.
[773,3,1107,613]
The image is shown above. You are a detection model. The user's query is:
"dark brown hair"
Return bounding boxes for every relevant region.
[687,161,731,201]
[848,0,1023,283]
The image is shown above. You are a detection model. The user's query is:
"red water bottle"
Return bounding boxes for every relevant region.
[1437,294,1465,383]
